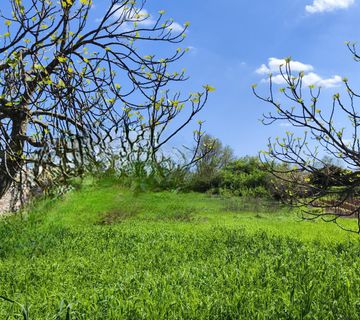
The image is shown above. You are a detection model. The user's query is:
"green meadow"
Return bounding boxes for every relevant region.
[0,178,359,319]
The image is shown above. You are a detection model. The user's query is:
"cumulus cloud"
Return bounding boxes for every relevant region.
[256,58,313,75]
[305,0,355,14]
[256,64,271,75]
[256,57,342,89]
[302,73,342,88]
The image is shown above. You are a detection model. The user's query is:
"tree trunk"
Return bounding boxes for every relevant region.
[0,115,27,198]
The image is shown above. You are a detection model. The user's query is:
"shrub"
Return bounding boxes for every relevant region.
[219,157,271,197]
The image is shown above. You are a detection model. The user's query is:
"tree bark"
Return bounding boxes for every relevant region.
[0,115,27,198]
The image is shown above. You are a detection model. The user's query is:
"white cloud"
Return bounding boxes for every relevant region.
[167,22,184,33]
[256,58,342,88]
[306,0,355,13]
[269,58,313,73]
[269,74,287,85]
[108,6,184,33]
[256,58,313,75]
[303,73,342,88]
[255,64,270,75]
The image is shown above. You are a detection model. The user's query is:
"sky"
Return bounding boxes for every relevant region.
[21,0,360,157]
[143,0,360,157]
[111,0,360,157]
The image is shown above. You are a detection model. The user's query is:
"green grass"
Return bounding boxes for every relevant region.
[1,177,360,319]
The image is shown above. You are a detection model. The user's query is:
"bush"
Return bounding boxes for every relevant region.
[118,160,190,193]
[219,157,271,198]
[187,172,222,193]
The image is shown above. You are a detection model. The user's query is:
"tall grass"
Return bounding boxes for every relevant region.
[0,179,359,319]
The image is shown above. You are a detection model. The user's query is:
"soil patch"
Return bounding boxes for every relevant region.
[98,209,138,225]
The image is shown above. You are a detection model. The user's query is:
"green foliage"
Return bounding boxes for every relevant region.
[187,170,222,193]
[0,179,359,318]
[310,164,349,189]
[186,135,278,198]
[189,134,234,193]
[219,156,271,197]
[118,160,189,193]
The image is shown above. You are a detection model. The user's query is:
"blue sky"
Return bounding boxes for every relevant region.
[148,0,360,155]
[3,0,360,156]
[93,0,360,156]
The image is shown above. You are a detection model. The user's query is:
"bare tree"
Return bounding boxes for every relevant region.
[186,134,234,192]
[0,0,212,198]
[195,134,234,176]
[254,49,360,233]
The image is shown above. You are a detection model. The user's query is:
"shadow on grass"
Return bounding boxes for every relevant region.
[221,196,287,214]
[97,208,138,225]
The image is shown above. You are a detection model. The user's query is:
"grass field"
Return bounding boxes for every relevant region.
[1,177,360,319]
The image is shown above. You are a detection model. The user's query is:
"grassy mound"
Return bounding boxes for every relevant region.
[0,177,359,319]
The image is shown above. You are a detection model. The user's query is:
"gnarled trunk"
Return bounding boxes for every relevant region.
[0,115,27,198]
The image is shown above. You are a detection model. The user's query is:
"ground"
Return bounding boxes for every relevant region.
[0,177,359,319]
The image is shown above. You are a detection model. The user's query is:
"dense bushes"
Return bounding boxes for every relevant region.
[32,132,283,199]
[119,161,189,193]
[106,156,278,199]
[185,135,272,197]
[220,157,270,197]
[52,145,352,204]
[40,133,290,200]
[187,155,274,198]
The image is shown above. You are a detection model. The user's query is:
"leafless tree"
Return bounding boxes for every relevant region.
[254,49,360,233]
[0,0,212,199]
[195,134,234,176]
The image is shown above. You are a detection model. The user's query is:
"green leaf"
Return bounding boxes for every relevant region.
[203,85,216,92]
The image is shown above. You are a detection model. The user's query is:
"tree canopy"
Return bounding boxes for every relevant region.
[0,0,212,198]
